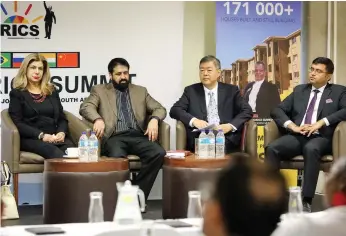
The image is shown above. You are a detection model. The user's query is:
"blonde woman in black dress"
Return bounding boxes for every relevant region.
[9,53,74,158]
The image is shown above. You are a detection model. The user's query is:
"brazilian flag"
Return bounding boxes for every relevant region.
[1,53,11,68]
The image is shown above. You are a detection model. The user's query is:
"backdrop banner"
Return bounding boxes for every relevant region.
[1,1,184,204]
[216,1,302,186]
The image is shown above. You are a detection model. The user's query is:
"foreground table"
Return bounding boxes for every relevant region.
[0,219,203,236]
[162,154,230,219]
[43,157,130,224]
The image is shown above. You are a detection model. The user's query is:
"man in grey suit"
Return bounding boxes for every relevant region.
[80,58,166,200]
[265,57,346,212]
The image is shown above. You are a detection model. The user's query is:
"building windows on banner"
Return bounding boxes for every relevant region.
[216,1,302,187]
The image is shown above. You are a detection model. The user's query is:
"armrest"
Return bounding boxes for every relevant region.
[64,111,90,146]
[159,121,170,151]
[332,121,346,161]
[176,121,187,150]
[264,120,281,147]
[1,109,20,173]
[244,119,257,158]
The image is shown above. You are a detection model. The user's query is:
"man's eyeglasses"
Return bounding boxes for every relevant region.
[309,67,327,74]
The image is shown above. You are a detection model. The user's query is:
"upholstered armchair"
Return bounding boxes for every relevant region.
[1,109,90,204]
[264,120,346,172]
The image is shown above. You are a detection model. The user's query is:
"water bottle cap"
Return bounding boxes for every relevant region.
[82,131,86,134]
[218,129,223,132]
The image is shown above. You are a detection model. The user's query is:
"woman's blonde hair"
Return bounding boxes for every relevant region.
[12,53,54,95]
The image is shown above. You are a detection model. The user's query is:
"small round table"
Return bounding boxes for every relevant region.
[162,154,230,219]
[43,157,130,224]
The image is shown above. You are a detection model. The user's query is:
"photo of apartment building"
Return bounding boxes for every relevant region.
[235,59,248,91]
[247,57,255,83]
[230,63,236,85]
[221,29,301,97]
[253,44,267,67]
[287,30,301,91]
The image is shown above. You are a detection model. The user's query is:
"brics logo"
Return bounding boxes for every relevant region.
[1,1,56,39]
[1,52,80,69]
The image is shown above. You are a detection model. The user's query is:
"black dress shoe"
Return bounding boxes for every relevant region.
[303,202,312,213]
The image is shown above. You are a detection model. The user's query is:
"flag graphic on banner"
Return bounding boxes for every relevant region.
[12,53,31,68]
[1,52,80,68]
[40,53,56,68]
[0,53,11,68]
[57,53,79,68]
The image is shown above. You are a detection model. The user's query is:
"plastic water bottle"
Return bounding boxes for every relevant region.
[215,129,225,158]
[207,129,215,158]
[88,132,99,162]
[198,130,208,158]
[78,131,89,161]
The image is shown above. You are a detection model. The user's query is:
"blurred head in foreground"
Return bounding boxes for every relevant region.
[203,153,288,236]
[325,157,346,208]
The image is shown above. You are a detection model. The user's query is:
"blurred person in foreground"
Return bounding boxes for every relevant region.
[272,157,346,236]
[8,53,74,158]
[203,153,288,236]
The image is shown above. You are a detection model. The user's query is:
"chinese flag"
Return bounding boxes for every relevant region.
[57,53,79,68]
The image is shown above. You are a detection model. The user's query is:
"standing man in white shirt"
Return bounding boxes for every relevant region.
[265,57,346,212]
[170,55,252,153]
[272,157,346,236]
[244,61,281,118]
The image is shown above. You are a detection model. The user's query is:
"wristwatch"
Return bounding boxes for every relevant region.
[38,132,45,140]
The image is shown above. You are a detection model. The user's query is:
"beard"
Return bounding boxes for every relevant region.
[112,79,129,91]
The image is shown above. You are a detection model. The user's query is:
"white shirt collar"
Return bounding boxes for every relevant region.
[254,79,265,86]
[312,84,326,94]
[203,82,218,94]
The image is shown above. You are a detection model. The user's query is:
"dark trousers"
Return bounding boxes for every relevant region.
[104,129,165,199]
[21,138,74,159]
[265,134,332,198]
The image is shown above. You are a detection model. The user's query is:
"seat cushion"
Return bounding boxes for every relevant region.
[290,155,333,162]
[20,152,45,164]
[127,155,141,170]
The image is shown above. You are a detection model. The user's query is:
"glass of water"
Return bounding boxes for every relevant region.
[288,186,303,216]
[88,192,104,223]
[187,191,203,218]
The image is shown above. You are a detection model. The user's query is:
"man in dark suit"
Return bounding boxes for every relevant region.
[265,57,346,212]
[170,55,252,153]
[80,58,166,200]
[244,61,281,118]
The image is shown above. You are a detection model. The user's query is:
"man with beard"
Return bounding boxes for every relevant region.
[80,58,166,200]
